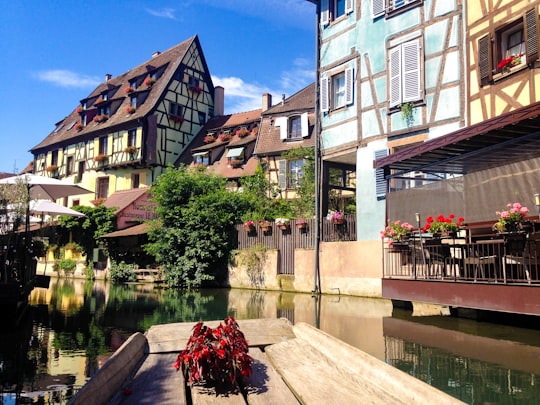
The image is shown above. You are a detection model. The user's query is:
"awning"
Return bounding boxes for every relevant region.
[100,223,149,238]
[192,151,208,157]
[226,147,244,158]
[374,101,540,177]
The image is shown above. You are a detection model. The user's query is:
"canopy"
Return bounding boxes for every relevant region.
[226,147,244,158]
[30,200,85,217]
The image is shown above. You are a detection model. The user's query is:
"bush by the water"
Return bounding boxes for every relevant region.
[110,261,137,283]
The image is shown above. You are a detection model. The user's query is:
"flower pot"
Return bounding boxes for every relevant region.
[296,222,308,229]
[243,224,255,232]
[260,225,272,233]
[332,218,345,225]
[389,242,409,252]
[278,224,290,231]
[504,222,521,233]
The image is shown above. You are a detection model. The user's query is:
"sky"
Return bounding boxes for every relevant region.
[0,0,316,174]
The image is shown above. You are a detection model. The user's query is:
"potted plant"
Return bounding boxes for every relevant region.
[169,114,184,123]
[380,220,414,248]
[174,317,252,390]
[218,133,231,142]
[124,145,137,154]
[400,102,414,127]
[93,153,108,162]
[189,85,203,94]
[258,219,272,232]
[331,211,345,225]
[275,218,290,230]
[497,53,524,73]
[93,114,108,123]
[91,197,106,206]
[45,165,58,173]
[94,96,104,104]
[493,202,529,233]
[75,105,83,113]
[236,128,250,138]
[204,134,216,144]
[124,86,135,94]
[295,218,308,229]
[243,220,255,232]
[74,122,83,131]
[229,158,243,168]
[422,214,464,237]
[125,106,136,114]
[144,77,156,87]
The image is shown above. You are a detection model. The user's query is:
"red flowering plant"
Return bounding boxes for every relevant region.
[174,317,252,390]
[497,53,524,72]
[144,77,156,87]
[422,214,464,235]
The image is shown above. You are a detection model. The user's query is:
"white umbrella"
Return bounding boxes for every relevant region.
[30,200,85,217]
[0,174,91,200]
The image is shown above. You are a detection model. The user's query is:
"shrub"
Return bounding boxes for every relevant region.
[57,258,77,276]
[109,260,137,284]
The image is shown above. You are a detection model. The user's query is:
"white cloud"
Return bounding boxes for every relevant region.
[145,7,177,20]
[34,70,101,88]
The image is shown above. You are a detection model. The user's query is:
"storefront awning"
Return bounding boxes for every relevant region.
[374,101,540,177]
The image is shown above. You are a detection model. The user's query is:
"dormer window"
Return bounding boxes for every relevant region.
[275,113,309,140]
[98,105,110,116]
[101,91,108,101]
[130,79,138,89]
[193,151,209,166]
[226,147,245,166]
[131,96,137,108]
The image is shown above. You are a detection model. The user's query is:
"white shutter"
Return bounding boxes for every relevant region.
[320,76,329,112]
[389,46,402,107]
[372,0,385,18]
[301,112,309,137]
[345,67,354,105]
[275,117,288,140]
[321,0,330,26]
[345,0,354,14]
[402,39,421,102]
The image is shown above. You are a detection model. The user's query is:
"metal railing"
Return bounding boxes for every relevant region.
[383,234,540,284]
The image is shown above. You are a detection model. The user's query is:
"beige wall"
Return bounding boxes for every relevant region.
[229,240,383,298]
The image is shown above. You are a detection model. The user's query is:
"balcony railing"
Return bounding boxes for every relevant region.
[383,233,540,284]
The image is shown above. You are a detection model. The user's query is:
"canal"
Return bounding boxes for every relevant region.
[1,278,539,404]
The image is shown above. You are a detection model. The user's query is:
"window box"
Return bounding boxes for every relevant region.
[75,106,83,113]
[189,85,203,94]
[204,135,216,144]
[45,165,58,173]
[236,128,250,138]
[93,154,108,162]
[169,114,184,123]
[218,133,231,142]
[124,146,138,154]
[74,123,83,131]
[125,106,136,114]
[124,86,135,94]
[91,198,106,206]
[94,96,104,104]
[229,159,243,168]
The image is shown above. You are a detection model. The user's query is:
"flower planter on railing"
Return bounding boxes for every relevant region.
[93,154,108,162]
[144,77,156,87]
[93,114,108,123]
[230,159,243,168]
[74,123,83,131]
[169,114,184,123]
[125,106,136,114]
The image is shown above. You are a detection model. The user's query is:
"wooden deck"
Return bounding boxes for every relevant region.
[68,318,465,405]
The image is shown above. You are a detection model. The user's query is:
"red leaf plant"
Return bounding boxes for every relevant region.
[173,317,252,390]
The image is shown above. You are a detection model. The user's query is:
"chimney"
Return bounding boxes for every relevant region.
[152,51,161,58]
[214,86,224,116]
[281,94,286,105]
[262,93,272,112]
[105,73,112,81]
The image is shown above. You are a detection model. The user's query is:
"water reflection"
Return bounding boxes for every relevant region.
[0,278,538,404]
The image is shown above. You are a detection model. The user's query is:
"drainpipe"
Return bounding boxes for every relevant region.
[313,1,322,295]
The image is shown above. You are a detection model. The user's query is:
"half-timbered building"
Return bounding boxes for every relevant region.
[30,35,216,206]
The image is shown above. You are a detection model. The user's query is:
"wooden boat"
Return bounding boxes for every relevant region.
[69,318,465,405]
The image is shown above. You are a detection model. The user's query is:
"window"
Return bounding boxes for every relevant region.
[279,159,304,189]
[131,96,137,108]
[101,91,108,101]
[66,156,74,176]
[51,150,58,166]
[479,8,539,86]
[193,152,209,166]
[276,113,309,140]
[226,147,244,164]
[130,79,138,89]
[320,68,354,112]
[99,136,108,155]
[321,0,354,25]
[96,177,109,200]
[289,116,302,139]
[98,105,110,117]
[77,161,85,183]
[128,129,136,147]
[169,102,183,116]
[372,0,422,19]
[375,149,388,199]
[132,173,140,189]
[388,38,422,108]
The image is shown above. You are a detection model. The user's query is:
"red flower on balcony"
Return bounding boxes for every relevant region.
[93,114,108,123]
[204,135,216,144]
[75,106,83,113]
[74,123,83,131]
[124,86,135,94]
[144,77,156,87]
[125,106,136,114]
[169,114,184,123]
[93,154,108,162]
[189,85,203,94]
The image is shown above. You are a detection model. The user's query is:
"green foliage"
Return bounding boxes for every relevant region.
[281,147,315,218]
[236,244,267,288]
[85,264,95,280]
[146,166,254,288]
[57,258,77,276]
[109,260,137,284]
[57,205,116,262]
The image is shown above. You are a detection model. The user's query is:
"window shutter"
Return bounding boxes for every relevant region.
[478,35,492,87]
[278,159,287,189]
[375,149,388,199]
[402,39,421,103]
[275,117,288,140]
[372,0,385,18]
[321,0,330,26]
[320,76,329,112]
[525,7,539,65]
[301,113,309,137]
[345,0,354,14]
[389,46,402,107]
[345,67,354,105]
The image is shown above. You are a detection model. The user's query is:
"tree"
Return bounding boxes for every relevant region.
[145,166,253,288]
[281,146,316,218]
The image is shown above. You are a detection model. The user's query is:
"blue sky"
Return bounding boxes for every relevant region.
[0,0,316,173]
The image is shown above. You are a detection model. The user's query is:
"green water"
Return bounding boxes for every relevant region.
[1,278,539,404]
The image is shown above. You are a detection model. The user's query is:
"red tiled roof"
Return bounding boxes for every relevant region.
[31,36,200,152]
[103,187,150,214]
